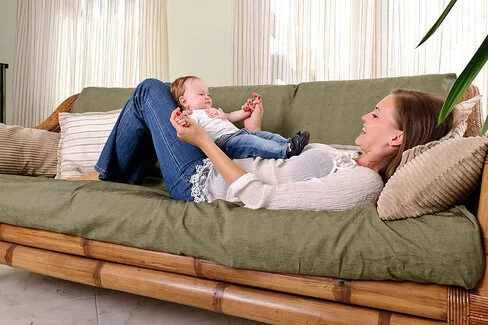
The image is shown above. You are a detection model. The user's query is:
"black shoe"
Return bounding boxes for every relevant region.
[286,131,310,158]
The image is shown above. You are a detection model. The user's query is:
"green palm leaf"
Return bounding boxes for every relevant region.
[416,0,457,48]
[483,112,488,135]
[438,35,488,127]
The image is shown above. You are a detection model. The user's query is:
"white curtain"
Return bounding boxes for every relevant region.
[13,0,168,127]
[233,0,488,112]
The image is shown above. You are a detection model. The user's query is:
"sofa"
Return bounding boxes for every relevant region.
[1,73,488,324]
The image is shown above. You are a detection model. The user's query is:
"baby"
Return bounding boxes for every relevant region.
[170,76,309,159]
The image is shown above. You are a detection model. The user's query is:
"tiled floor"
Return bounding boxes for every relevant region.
[0,264,267,325]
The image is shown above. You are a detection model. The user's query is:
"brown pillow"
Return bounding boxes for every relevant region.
[377,136,488,220]
[0,123,60,176]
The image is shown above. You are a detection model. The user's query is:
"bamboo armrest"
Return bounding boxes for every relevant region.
[34,94,79,132]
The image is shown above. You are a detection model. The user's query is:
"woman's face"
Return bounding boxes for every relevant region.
[355,94,404,153]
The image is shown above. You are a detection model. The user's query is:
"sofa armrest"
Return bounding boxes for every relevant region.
[34,94,79,132]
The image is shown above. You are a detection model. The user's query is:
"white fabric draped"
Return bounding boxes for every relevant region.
[13,0,167,127]
[233,0,488,113]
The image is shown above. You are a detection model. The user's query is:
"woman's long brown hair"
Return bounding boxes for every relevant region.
[380,89,454,182]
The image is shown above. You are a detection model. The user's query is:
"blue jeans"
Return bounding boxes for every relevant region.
[95,78,206,201]
[215,129,288,159]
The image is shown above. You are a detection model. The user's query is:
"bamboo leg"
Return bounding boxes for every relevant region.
[447,287,469,325]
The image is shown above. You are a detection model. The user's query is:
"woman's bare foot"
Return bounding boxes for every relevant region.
[67,171,100,181]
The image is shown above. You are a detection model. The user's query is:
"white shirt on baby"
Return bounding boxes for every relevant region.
[190,108,239,141]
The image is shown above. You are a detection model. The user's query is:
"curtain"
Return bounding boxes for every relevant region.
[233,0,488,113]
[13,0,167,127]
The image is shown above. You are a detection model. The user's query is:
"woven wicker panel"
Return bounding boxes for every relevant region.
[460,84,483,137]
[34,94,79,132]
[470,294,488,325]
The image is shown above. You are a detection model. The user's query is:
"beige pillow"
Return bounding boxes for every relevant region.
[398,96,481,168]
[377,136,488,220]
[56,109,121,180]
[0,123,59,176]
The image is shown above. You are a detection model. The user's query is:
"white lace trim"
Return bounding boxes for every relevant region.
[190,158,213,203]
[332,151,359,173]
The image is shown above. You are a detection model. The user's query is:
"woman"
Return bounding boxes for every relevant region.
[82,78,453,211]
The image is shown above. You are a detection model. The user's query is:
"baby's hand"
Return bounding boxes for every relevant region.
[241,92,262,112]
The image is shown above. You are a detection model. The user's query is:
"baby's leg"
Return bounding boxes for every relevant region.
[249,130,288,143]
[220,133,287,159]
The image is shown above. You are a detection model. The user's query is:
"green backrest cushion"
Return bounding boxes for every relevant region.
[72,73,456,145]
[71,87,135,114]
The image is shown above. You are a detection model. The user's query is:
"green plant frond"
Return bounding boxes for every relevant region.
[416,0,458,48]
[438,35,488,126]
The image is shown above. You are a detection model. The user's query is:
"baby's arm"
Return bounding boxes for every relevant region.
[226,109,251,123]
[226,92,262,123]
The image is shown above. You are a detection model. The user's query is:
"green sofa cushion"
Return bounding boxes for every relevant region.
[0,174,483,289]
[71,74,456,145]
[71,87,135,114]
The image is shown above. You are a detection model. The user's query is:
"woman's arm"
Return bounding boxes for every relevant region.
[170,108,246,185]
[227,167,384,211]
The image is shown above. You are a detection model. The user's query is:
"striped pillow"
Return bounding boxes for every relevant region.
[0,123,59,176]
[378,136,488,220]
[56,109,121,180]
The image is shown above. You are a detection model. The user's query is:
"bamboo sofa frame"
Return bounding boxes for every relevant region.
[1,86,488,325]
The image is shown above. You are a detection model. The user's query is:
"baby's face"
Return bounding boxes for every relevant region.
[183,79,213,110]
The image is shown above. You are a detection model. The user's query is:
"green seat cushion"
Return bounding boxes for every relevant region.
[0,174,483,289]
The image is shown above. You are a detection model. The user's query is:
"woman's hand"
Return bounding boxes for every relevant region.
[244,93,264,132]
[170,108,210,148]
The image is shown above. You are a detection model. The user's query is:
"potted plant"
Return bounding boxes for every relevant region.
[417,0,488,133]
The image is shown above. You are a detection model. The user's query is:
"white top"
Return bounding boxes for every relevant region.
[190,143,384,211]
[190,108,239,141]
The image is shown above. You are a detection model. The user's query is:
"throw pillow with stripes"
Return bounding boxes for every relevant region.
[56,109,121,180]
[0,123,59,176]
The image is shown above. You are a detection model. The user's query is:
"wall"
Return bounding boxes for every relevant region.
[0,0,233,124]
[166,0,233,87]
[0,0,17,124]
